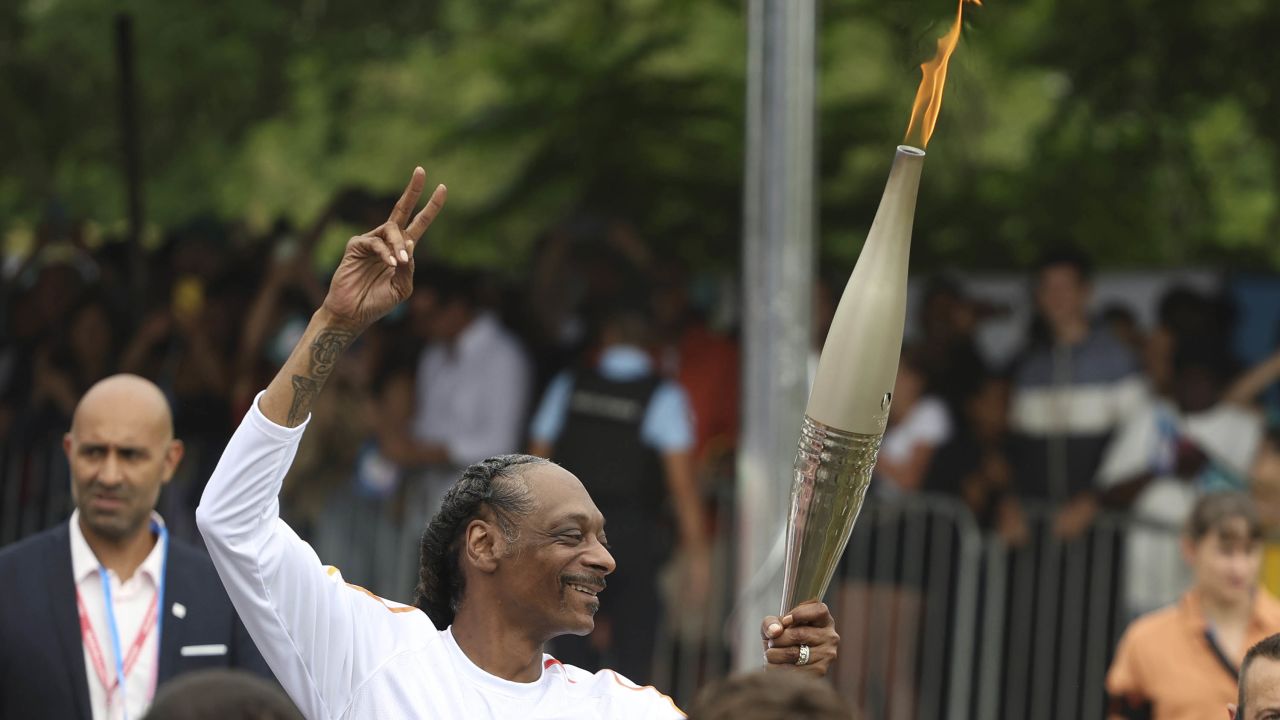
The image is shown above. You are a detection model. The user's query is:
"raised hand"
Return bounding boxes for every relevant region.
[322,167,447,330]
[260,167,446,428]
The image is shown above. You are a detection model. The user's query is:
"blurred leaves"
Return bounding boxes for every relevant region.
[2,0,1279,268]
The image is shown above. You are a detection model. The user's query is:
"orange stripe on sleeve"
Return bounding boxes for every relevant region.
[343,580,419,614]
[607,670,685,716]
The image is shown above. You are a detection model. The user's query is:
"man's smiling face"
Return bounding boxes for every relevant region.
[494,464,616,639]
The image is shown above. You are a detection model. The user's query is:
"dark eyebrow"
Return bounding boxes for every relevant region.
[78,443,149,455]
[549,512,606,530]
[551,513,591,527]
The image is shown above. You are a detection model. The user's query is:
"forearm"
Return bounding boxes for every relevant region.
[673,490,707,552]
[1224,351,1280,406]
[183,332,230,393]
[663,451,708,551]
[1098,473,1155,509]
[237,281,284,371]
[46,380,81,419]
[260,307,361,428]
[119,334,160,374]
[376,430,450,467]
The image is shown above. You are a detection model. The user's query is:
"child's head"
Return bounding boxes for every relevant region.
[1184,492,1263,607]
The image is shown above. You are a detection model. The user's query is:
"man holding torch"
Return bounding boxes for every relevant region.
[196,168,837,719]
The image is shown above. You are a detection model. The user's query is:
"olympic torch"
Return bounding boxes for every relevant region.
[779,145,923,611]
[778,0,979,612]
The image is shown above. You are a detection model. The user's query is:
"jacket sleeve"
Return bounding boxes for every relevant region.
[1104,624,1152,720]
[229,610,273,681]
[196,392,419,720]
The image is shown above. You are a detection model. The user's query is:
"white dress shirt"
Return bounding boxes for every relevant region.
[70,510,166,720]
[412,312,530,469]
[197,394,684,719]
[1097,398,1265,614]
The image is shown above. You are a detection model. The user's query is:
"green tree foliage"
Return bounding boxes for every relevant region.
[2,0,1278,268]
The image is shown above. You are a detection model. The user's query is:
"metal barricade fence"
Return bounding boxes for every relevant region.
[308,480,428,603]
[653,495,1185,720]
[824,495,984,720]
[647,492,987,716]
[0,436,71,547]
[980,506,1184,720]
[651,476,739,706]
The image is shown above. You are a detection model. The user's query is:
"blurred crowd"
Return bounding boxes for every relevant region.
[885,252,1280,613]
[5,195,1280,693]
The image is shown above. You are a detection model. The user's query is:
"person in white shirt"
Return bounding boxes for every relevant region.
[874,346,953,496]
[397,264,531,484]
[407,264,530,477]
[1099,345,1270,617]
[196,168,840,720]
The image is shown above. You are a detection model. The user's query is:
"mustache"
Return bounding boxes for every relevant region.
[561,574,607,591]
[86,484,130,501]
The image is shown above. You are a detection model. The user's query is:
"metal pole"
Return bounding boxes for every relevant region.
[735,0,816,671]
[115,14,145,320]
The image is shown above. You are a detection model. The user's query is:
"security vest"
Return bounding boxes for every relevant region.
[551,368,664,520]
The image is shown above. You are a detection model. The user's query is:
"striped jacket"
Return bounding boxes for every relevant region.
[1010,326,1146,502]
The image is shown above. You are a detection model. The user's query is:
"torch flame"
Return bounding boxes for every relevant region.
[903,0,981,149]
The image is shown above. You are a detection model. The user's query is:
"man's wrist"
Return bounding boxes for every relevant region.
[313,305,366,334]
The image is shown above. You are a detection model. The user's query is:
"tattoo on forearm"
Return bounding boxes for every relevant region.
[285,329,354,426]
[288,376,320,427]
[310,330,351,379]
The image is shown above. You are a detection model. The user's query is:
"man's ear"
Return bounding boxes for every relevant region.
[161,439,185,485]
[1228,701,1238,720]
[464,519,500,574]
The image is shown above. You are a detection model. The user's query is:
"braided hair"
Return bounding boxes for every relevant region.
[414,454,543,629]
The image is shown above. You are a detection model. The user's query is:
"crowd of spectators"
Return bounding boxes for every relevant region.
[4,197,1280,699]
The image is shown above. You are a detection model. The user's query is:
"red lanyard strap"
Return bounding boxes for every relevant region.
[76,587,159,707]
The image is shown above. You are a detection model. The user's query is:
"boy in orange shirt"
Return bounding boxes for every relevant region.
[1107,492,1280,720]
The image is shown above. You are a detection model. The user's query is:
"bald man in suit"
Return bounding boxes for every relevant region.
[0,374,272,719]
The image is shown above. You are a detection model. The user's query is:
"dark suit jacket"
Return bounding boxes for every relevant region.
[0,522,272,719]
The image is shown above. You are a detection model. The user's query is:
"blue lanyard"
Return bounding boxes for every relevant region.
[98,519,168,720]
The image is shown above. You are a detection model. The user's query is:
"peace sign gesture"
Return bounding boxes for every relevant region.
[322,167,447,330]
